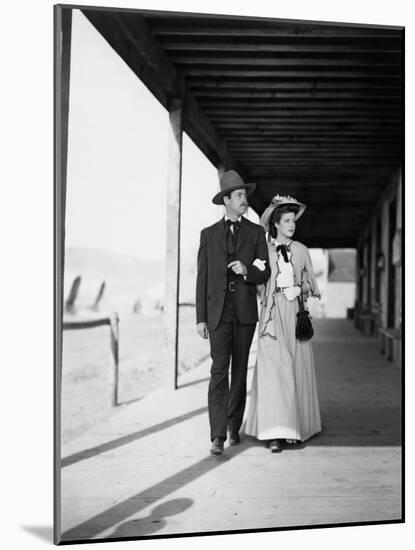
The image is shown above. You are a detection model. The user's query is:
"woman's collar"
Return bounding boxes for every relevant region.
[271,236,292,247]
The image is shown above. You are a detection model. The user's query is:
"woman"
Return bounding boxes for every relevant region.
[243,195,322,452]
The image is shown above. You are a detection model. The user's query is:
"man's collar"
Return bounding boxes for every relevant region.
[224,215,242,223]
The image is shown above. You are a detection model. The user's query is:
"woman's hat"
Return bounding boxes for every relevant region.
[212,170,256,205]
[260,194,306,232]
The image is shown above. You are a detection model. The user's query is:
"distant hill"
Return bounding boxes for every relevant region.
[63,247,165,313]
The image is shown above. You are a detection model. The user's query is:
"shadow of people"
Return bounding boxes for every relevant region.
[109,498,193,538]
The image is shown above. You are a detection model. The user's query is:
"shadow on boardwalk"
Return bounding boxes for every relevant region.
[59,319,402,543]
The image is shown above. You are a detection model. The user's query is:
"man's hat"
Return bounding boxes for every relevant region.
[212,170,256,205]
[260,194,306,232]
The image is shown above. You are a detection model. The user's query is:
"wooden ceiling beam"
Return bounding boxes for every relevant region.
[188,81,401,91]
[204,109,401,116]
[193,90,401,99]
[220,128,401,135]
[215,121,400,129]
[241,157,396,163]
[172,54,402,66]
[227,138,401,145]
[185,70,402,79]
[162,40,401,53]
[230,142,400,149]
[198,99,401,108]
[228,148,399,156]
[212,116,400,124]
[149,20,401,38]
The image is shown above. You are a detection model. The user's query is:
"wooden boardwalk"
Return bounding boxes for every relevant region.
[59,319,402,542]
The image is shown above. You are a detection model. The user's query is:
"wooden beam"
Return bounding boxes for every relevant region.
[228,152,398,159]
[203,106,401,114]
[165,99,183,391]
[82,10,242,175]
[188,75,402,83]
[189,83,401,93]
[171,54,402,66]
[198,99,401,108]
[192,90,401,99]
[178,59,402,72]
[228,141,400,148]
[255,175,392,184]
[226,136,401,143]
[150,20,401,38]
[162,39,402,53]
[183,93,247,176]
[242,159,396,165]
[214,121,401,129]
[221,129,401,136]
[212,116,401,124]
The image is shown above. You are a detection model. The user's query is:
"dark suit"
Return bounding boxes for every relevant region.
[196,216,271,441]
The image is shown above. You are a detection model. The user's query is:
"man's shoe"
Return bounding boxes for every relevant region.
[269,439,282,453]
[229,432,241,446]
[210,437,224,456]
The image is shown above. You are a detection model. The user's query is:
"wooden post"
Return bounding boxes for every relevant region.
[354,242,361,330]
[362,241,369,310]
[54,5,72,545]
[380,198,390,329]
[395,173,402,330]
[110,314,120,406]
[165,98,183,390]
[370,215,377,313]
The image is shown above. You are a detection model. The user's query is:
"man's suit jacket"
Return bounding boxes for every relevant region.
[196,217,271,330]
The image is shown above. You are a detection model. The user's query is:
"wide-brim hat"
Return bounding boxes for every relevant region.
[212,170,256,205]
[260,194,306,232]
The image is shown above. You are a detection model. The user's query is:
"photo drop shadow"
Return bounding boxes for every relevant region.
[21,525,53,543]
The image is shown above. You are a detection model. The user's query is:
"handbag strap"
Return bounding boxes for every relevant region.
[298,291,305,312]
[298,268,305,311]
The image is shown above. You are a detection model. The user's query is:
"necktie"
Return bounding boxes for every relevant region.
[226,219,240,234]
[226,219,240,257]
[277,244,290,263]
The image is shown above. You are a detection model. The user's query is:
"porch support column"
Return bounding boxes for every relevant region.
[165,98,183,390]
[380,198,390,329]
[370,216,377,311]
[394,174,402,329]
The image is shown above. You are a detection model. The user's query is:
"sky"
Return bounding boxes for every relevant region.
[65,9,259,263]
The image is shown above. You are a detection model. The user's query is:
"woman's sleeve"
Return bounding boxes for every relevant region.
[302,247,321,299]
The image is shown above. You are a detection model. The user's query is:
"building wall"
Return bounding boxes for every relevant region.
[356,166,402,332]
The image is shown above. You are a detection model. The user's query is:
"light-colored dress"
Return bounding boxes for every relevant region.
[243,238,322,442]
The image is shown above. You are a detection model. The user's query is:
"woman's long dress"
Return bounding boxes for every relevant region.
[243,240,322,442]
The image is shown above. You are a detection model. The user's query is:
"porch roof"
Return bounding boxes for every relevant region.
[82,7,403,247]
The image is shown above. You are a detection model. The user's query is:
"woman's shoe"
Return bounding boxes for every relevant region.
[269,440,281,453]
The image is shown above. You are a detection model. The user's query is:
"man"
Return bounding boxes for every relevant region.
[196,170,271,456]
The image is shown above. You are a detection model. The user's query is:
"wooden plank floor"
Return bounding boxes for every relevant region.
[59,319,402,542]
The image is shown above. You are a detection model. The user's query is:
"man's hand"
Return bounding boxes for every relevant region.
[227,260,247,276]
[196,322,209,339]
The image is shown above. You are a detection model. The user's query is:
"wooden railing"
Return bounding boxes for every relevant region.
[63,312,120,406]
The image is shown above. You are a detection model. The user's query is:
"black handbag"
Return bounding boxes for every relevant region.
[296,292,314,341]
